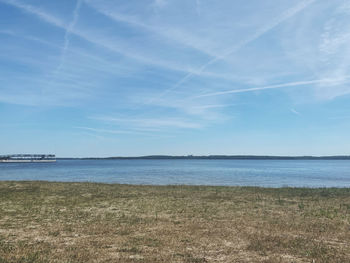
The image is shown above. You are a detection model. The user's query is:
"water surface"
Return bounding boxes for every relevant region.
[1,159,350,187]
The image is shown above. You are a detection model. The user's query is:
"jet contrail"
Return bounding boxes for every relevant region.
[149,0,316,103]
[56,0,83,73]
[196,77,350,98]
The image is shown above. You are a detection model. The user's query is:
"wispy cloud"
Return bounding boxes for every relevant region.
[0,0,66,27]
[192,104,236,110]
[56,0,83,72]
[0,29,60,50]
[0,0,196,75]
[84,0,218,58]
[3,0,281,89]
[76,126,177,138]
[281,1,350,100]
[151,0,316,100]
[91,116,203,129]
[290,108,300,115]
[196,77,350,98]
[47,0,84,95]
[75,126,146,135]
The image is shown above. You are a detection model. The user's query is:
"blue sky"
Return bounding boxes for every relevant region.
[1,0,350,157]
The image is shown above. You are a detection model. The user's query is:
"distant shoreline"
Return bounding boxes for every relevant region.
[57,155,350,160]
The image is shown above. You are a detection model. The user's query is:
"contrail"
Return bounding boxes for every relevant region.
[2,0,245,79]
[45,0,83,95]
[0,0,65,27]
[84,0,217,58]
[196,77,350,98]
[1,0,191,75]
[56,0,83,73]
[149,0,316,103]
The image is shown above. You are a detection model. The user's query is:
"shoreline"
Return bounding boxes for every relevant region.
[1,180,350,189]
[57,155,350,160]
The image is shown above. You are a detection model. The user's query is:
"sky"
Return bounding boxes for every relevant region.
[1,0,350,157]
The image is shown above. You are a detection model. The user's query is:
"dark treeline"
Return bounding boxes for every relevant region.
[58,155,350,160]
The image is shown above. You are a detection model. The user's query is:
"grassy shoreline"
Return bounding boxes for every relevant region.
[0,181,349,262]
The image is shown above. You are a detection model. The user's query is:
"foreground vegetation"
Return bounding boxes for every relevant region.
[0,181,349,262]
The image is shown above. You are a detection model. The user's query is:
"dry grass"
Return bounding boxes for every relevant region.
[0,181,349,262]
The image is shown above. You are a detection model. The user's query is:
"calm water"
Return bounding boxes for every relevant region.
[1,159,350,187]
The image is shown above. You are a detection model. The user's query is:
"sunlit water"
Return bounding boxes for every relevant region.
[1,159,350,187]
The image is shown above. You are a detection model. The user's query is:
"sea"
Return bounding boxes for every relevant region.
[1,159,350,187]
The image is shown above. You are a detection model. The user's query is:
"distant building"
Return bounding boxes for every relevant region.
[0,154,56,163]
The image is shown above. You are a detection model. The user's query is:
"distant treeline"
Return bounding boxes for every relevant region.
[58,155,350,160]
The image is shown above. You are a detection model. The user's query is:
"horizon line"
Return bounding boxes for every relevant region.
[56,154,350,160]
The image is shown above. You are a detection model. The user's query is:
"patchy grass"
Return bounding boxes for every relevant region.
[0,181,349,262]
